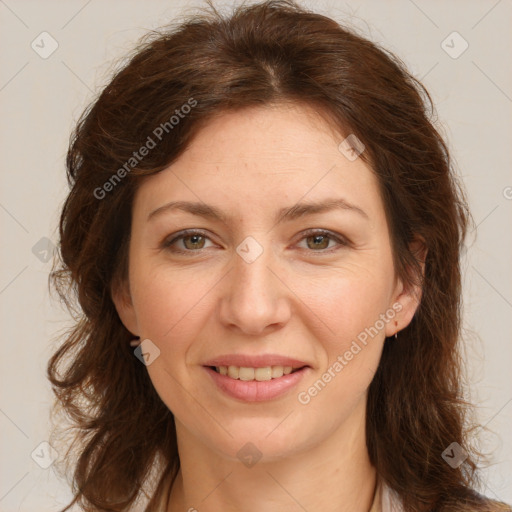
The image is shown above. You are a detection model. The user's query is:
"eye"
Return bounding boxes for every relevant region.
[161,228,348,255]
[162,230,215,253]
[296,229,348,253]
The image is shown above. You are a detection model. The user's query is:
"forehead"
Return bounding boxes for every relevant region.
[183,103,353,168]
[133,104,382,223]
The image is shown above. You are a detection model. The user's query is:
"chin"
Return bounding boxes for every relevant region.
[199,420,315,465]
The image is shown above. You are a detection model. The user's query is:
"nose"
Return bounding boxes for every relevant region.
[218,238,292,336]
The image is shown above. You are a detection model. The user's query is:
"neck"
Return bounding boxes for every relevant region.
[167,399,377,512]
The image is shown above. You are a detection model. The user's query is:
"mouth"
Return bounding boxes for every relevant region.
[203,363,311,402]
[208,364,306,381]
[201,354,311,401]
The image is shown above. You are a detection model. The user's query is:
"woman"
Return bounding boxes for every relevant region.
[47,1,511,511]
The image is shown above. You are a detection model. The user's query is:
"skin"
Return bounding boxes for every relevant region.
[113,103,424,512]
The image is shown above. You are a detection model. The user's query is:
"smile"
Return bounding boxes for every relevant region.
[212,365,303,381]
[204,365,310,402]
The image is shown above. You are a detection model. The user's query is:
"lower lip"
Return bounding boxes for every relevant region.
[204,366,310,402]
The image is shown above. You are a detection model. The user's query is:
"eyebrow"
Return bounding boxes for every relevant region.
[147,197,369,224]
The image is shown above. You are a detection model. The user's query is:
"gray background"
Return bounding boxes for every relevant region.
[0,0,511,510]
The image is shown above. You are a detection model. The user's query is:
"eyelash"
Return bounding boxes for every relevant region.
[161,228,349,255]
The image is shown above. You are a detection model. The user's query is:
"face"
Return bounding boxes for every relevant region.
[113,103,422,462]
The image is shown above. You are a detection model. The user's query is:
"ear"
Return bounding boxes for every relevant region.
[385,237,428,338]
[111,279,140,337]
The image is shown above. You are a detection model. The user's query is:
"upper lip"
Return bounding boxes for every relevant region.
[203,354,310,369]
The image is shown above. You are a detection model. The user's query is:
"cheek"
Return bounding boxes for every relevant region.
[131,263,208,340]
[293,276,387,424]
[291,264,392,403]
[131,249,394,357]
[130,266,210,409]
[293,262,393,346]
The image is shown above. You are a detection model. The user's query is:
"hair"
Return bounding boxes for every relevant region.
[47,1,511,511]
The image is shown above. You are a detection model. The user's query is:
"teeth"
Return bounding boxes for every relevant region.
[255,367,272,381]
[215,365,298,380]
[239,367,254,381]
[227,365,239,379]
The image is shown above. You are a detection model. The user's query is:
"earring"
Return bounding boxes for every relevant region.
[130,339,141,347]
[394,321,398,339]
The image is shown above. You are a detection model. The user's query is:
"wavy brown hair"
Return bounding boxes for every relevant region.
[47,1,510,511]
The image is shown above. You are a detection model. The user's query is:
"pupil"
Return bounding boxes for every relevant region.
[186,235,203,249]
[309,235,328,250]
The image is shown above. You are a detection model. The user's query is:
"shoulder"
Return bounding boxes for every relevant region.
[381,483,512,512]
